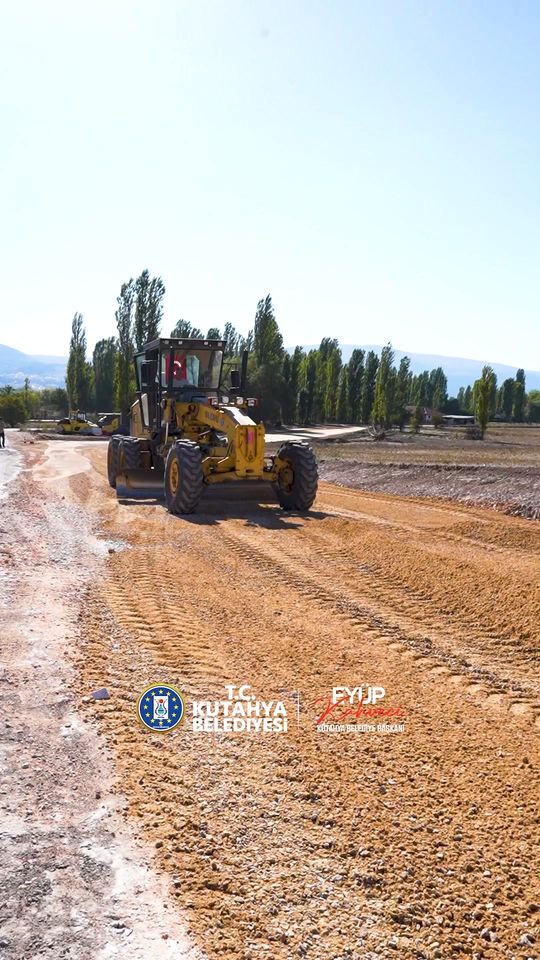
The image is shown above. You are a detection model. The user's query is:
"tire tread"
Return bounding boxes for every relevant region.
[274,440,318,511]
[165,440,204,514]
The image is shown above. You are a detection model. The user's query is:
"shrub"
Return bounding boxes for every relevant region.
[0,394,28,426]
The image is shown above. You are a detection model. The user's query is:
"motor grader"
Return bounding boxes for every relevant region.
[106,336,318,514]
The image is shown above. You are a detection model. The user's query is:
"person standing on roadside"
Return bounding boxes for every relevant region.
[0,419,5,447]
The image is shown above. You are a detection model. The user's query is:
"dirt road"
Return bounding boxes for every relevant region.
[0,439,204,960]
[3,436,539,959]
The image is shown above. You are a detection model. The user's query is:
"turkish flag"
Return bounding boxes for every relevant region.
[165,353,187,382]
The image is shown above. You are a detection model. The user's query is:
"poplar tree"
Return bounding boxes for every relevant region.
[513,369,526,421]
[473,365,496,438]
[360,351,379,423]
[133,269,165,348]
[66,313,93,410]
[93,337,117,411]
[371,343,395,427]
[115,280,136,418]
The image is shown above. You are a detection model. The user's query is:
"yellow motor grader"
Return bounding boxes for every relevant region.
[107,337,318,514]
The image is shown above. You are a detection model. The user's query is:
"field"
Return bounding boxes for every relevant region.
[1,428,539,960]
[316,423,540,463]
[314,424,540,519]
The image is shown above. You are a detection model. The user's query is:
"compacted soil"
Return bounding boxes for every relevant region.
[317,460,540,519]
[314,425,540,520]
[1,433,539,960]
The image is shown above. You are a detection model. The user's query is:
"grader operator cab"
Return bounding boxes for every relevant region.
[107,337,318,514]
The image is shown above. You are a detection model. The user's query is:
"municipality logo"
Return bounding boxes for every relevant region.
[137,684,185,732]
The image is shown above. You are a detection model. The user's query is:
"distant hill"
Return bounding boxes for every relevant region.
[0,344,67,388]
[289,344,540,396]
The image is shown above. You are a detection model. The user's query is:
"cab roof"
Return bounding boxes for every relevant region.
[140,337,226,354]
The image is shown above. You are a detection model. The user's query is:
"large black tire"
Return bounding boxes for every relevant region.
[164,440,204,515]
[117,438,141,474]
[274,440,318,511]
[107,435,123,488]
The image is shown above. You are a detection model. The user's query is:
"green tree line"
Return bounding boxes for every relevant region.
[2,281,539,429]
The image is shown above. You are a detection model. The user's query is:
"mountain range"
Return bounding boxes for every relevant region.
[0,344,68,388]
[1,341,539,396]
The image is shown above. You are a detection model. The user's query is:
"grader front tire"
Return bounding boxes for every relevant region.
[165,440,204,515]
[274,440,318,512]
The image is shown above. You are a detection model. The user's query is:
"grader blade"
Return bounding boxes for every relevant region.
[202,480,278,504]
[115,469,164,499]
[116,471,278,505]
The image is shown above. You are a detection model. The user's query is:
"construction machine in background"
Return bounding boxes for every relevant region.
[97,412,124,436]
[106,337,318,514]
[57,411,101,435]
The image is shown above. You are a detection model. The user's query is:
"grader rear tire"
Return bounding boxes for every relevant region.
[117,438,141,474]
[165,440,204,515]
[107,436,123,488]
[274,440,318,512]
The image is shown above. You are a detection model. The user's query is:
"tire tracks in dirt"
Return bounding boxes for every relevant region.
[68,444,540,960]
[215,509,540,723]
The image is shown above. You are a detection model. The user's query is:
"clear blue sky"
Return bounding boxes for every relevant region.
[1,0,539,367]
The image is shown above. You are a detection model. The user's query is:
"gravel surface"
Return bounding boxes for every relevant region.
[2,434,539,960]
[0,438,204,960]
